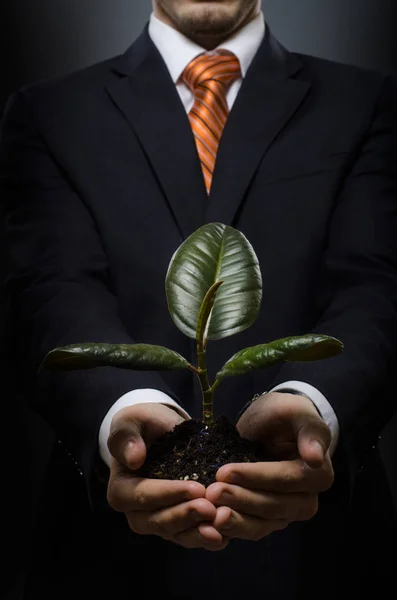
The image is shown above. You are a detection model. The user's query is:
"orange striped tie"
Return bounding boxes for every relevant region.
[183,52,241,194]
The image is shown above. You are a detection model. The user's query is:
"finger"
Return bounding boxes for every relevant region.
[174,526,227,550]
[206,482,318,522]
[216,460,334,494]
[107,411,146,470]
[126,498,216,537]
[213,506,288,541]
[197,523,225,545]
[108,403,185,470]
[294,416,332,469]
[202,540,230,552]
[107,476,205,513]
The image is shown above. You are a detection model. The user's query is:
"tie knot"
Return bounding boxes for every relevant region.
[182,51,241,91]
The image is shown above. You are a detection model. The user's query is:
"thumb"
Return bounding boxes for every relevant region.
[107,419,147,471]
[295,416,331,469]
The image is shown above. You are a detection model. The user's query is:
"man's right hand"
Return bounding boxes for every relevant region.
[106,403,228,550]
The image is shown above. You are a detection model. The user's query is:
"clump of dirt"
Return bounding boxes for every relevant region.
[138,416,269,487]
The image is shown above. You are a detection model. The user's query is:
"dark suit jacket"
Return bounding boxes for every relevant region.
[1,25,397,599]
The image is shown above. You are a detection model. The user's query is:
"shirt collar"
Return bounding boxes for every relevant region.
[148,11,265,83]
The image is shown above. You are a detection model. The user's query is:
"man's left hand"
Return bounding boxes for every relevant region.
[206,392,335,541]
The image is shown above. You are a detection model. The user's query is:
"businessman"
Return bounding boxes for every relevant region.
[1,1,397,598]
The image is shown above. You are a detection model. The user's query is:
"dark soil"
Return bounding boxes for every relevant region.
[138,416,269,487]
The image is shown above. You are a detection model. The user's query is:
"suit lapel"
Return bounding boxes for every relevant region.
[106,28,207,239]
[106,27,312,236]
[206,28,311,226]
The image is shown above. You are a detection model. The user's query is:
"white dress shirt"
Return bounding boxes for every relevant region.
[99,11,339,467]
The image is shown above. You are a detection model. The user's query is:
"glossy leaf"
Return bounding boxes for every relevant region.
[39,343,190,372]
[196,280,224,346]
[216,334,344,380]
[166,223,262,340]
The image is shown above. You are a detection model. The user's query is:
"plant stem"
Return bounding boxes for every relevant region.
[202,388,214,426]
[195,281,225,425]
[197,345,214,426]
[211,378,220,395]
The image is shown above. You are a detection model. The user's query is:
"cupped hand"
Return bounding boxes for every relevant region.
[206,392,334,541]
[106,403,228,550]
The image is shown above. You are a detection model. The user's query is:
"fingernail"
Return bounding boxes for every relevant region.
[124,441,135,464]
[220,521,233,532]
[220,514,235,532]
[225,471,238,484]
[310,440,324,456]
[200,533,217,544]
[193,512,204,522]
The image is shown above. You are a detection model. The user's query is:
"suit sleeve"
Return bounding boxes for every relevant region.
[0,90,179,482]
[270,75,397,475]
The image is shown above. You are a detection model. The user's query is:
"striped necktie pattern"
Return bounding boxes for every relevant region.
[182,52,241,194]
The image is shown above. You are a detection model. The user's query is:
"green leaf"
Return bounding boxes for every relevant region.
[196,280,224,346]
[216,334,344,380]
[166,223,262,340]
[39,343,190,372]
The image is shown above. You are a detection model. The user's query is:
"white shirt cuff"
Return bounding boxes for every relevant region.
[98,389,190,467]
[269,380,340,456]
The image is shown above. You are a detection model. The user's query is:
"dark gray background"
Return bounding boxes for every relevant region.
[1,0,397,110]
[1,2,396,596]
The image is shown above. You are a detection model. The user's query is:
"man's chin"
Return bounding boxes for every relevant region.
[177,6,239,38]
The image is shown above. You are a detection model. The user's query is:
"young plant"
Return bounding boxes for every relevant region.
[40,223,343,426]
